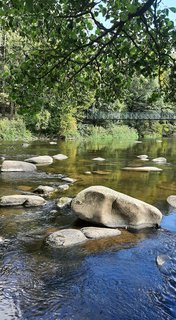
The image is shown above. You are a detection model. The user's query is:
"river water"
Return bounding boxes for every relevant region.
[0,138,175,320]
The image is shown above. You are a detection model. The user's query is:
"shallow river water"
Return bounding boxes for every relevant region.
[0,138,175,320]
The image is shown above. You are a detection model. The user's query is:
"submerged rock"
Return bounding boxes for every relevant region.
[1,160,36,172]
[167,195,176,207]
[46,229,87,247]
[0,195,46,207]
[71,186,162,229]
[92,170,110,175]
[92,157,105,161]
[152,157,167,164]
[84,171,92,175]
[33,185,56,197]
[57,197,72,209]
[53,154,68,160]
[81,227,121,239]
[122,166,162,172]
[25,156,53,165]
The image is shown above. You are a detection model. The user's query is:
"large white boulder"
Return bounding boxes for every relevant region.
[71,186,162,229]
[1,160,36,172]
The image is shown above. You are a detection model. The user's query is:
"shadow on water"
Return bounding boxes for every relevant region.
[0,138,176,319]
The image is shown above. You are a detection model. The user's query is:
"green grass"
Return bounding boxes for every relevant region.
[82,124,138,141]
[0,117,32,141]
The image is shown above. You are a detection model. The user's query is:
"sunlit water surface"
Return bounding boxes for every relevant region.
[0,138,175,320]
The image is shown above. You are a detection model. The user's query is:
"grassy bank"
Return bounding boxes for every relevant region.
[79,124,138,141]
[0,117,32,141]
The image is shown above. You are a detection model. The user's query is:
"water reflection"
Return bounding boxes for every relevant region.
[0,138,175,319]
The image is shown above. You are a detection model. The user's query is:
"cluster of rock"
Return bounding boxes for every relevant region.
[0,153,69,172]
[47,185,163,248]
[0,150,173,250]
[122,155,167,172]
[0,157,76,208]
[47,227,121,248]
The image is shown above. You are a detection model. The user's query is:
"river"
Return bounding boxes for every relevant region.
[0,138,175,320]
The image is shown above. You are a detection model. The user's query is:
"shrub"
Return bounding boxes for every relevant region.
[0,116,32,141]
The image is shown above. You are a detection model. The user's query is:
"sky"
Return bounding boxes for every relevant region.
[161,0,176,23]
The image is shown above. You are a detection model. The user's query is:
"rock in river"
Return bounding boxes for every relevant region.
[122,166,162,172]
[81,227,121,239]
[137,155,149,160]
[61,177,76,183]
[46,229,87,247]
[71,186,162,229]
[1,160,36,172]
[53,154,68,160]
[167,195,176,208]
[25,156,53,165]
[152,157,167,164]
[33,185,56,197]
[92,157,105,161]
[57,197,72,209]
[0,195,46,207]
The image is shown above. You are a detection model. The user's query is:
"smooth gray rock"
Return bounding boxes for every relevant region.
[62,177,76,183]
[58,184,69,191]
[92,157,105,161]
[53,154,68,160]
[33,185,56,196]
[1,160,36,172]
[25,156,53,165]
[81,227,121,239]
[71,186,162,229]
[122,166,162,172]
[0,195,46,207]
[137,155,148,160]
[57,197,72,209]
[167,195,176,207]
[152,157,167,164]
[46,229,87,247]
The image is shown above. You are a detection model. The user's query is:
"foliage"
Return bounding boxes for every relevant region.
[80,124,138,141]
[0,116,32,141]
[0,1,176,139]
[124,75,174,137]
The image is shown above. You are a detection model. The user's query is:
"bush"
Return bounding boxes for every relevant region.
[58,114,80,139]
[0,117,32,141]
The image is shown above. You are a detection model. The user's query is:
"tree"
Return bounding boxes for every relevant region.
[0,1,176,137]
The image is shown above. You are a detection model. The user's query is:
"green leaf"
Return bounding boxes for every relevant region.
[169,7,176,13]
